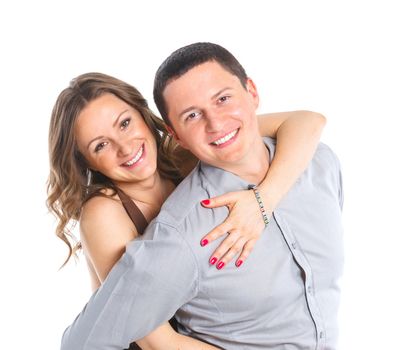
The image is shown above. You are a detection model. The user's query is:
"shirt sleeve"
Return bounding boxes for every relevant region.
[338,164,344,210]
[321,142,344,211]
[330,148,344,211]
[61,222,199,350]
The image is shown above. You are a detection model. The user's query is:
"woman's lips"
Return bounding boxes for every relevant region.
[121,144,145,168]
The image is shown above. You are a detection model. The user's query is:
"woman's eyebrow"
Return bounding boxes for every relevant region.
[87,109,130,149]
[112,109,129,127]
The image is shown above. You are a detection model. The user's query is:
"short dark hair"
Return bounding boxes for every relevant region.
[153,42,248,126]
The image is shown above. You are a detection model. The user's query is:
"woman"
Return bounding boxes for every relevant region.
[48,72,325,349]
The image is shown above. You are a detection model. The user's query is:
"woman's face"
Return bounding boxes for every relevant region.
[74,93,158,185]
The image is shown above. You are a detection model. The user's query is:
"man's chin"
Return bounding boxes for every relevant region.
[201,154,245,169]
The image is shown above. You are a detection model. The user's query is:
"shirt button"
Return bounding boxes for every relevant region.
[319,331,324,339]
[307,286,313,294]
[291,242,297,249]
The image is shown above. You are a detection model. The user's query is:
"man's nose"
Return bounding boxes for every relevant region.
[205,110,225,133]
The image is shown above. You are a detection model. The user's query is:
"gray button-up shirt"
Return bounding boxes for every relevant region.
[61,138,344,350]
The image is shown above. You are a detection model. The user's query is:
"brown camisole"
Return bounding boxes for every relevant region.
[116,187,149,235]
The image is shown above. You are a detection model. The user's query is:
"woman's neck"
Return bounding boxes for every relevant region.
[115,173,175,222]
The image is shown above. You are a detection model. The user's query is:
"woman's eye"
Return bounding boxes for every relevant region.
[120,118,130,129]
[94,142,107,153]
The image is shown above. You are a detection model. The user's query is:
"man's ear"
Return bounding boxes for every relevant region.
[165,125,189,149]
[165,124,174,136]
[246,78,260,108]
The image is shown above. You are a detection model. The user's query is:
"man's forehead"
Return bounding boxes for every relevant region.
[164,63,238,99]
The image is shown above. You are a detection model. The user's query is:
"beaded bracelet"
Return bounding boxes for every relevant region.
[248,184,270,227]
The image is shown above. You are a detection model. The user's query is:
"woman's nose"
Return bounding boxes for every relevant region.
[116,139,133,157]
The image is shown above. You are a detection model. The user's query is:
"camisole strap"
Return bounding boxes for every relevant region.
[114,187,149,235]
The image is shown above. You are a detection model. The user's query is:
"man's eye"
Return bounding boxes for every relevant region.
[186,112,201,120]
[218,95,230,103]
[120,118,130,129]
[94,142,107,153]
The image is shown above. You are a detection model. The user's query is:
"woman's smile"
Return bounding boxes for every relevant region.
[121,144,145,169]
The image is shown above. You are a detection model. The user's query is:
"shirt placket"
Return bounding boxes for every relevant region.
[273,212,326,350]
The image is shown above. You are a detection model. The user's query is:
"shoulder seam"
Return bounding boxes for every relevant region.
[152,220,201,294]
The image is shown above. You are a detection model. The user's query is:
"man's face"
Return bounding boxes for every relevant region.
[163,61,261,170]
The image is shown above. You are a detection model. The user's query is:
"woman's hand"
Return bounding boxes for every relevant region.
[199,189,273,269]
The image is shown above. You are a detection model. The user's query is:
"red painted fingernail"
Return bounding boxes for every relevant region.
[201,239,208,247]
[210,257,218,265]
[236,260,243,267]
[217,261,225,270]
[201,199,211,206]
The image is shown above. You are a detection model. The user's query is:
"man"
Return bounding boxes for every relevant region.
[61,42,343,349]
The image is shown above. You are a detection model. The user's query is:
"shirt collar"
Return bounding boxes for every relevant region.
[198,137,276,195]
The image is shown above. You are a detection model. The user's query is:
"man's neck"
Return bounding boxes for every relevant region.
[222,137,270,185]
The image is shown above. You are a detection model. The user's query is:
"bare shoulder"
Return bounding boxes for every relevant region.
[80,193,139,283]
[80,194,137,240]
[81,194,120,219]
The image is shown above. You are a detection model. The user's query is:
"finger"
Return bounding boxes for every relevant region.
[200,222,232,247]
[200,192,237,209]
[235,238,258,268]
[216,237,248,270]
[208,231,241,266]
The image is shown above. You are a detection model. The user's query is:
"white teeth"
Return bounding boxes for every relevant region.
[124,145,143,166]
[213,130,238,145]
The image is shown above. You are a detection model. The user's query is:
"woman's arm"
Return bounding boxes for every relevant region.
[257,110,327,211]
[136,323,218,350]
[200,110,326,268]
[80,196,218,350]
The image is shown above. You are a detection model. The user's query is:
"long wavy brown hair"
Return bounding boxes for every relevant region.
[47,72,189,267]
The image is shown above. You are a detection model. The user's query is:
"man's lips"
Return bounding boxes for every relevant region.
[210,128,239,146]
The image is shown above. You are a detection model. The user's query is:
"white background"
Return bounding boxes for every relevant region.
[0,1,394,349]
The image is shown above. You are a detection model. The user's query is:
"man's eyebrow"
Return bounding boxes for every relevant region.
[86,109,129,150]
[178,106,196,119]
[177,88,233,118]
[211,87,232,100]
